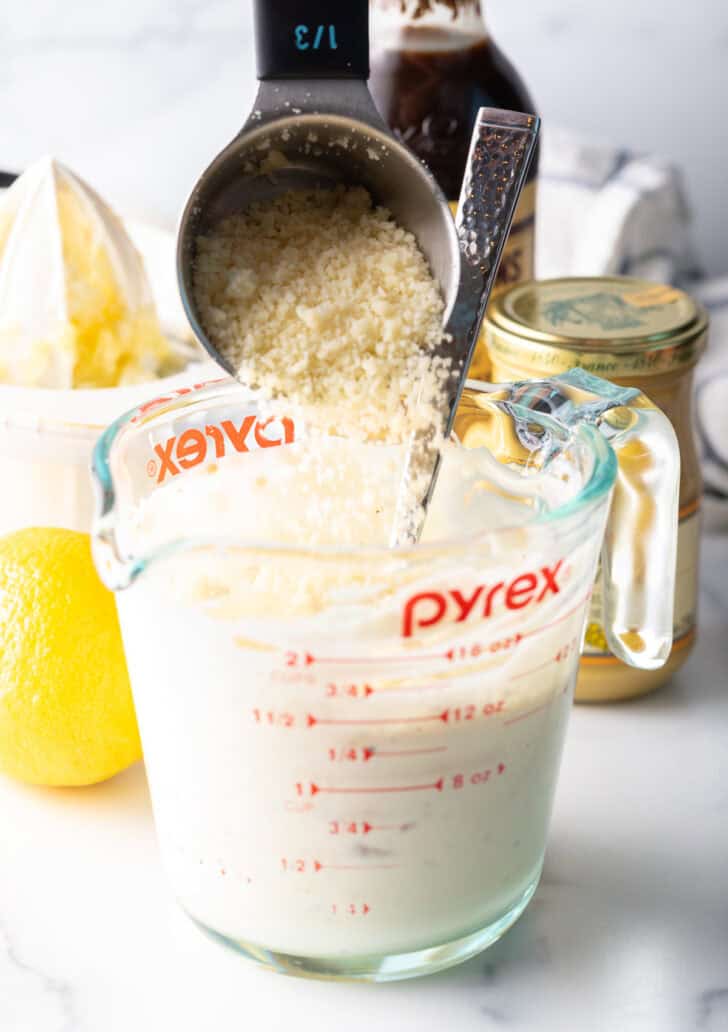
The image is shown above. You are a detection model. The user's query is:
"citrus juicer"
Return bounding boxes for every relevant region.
[176,0,540,543]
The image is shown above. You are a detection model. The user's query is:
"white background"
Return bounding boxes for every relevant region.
[2,0,727,275]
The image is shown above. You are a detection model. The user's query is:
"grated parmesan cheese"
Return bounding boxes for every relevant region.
[193,186,448,442]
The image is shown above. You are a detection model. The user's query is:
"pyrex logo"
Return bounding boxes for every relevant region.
[401,561,565,638]
[149,415,296,484]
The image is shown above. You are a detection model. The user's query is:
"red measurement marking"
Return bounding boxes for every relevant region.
[504,700,554,727]
[521,590,592,640]
[379,681,440,694]
[251,709,296,728]
[445,634,522,662]
[328,747,375,763]
[330,821,415,837]
[329,821,368,836]
[270,670,315,685]
[314,861,399,873]
[447,702,507,722]
[285,651,316,668]
[555,639,580,663]
[285,800,314,813]
[331,903,370,916]
[280,858,308,873]
[373,746,448,759]
[509,659,554,682]
[313,652,446,666]
[308,778,444,797]
[509,637,580,683]
[329,821,414,835]
[450,764,506,790]
[307,710,448,728]
[326,683,375,699]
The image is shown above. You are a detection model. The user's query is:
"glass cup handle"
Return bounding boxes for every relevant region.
[464,369,682,670]
[598,394,681,669]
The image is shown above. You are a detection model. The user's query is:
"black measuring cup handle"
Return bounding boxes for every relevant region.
[253,0,370,80]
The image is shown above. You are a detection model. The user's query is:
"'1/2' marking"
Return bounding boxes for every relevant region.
[281,858,397,874]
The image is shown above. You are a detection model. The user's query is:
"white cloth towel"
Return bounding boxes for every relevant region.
[537,127,701,284]
[537,128,726,527]
[693,279,728,527]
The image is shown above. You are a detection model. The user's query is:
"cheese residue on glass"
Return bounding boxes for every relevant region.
[192,186,448,442]
[0,157,176,388]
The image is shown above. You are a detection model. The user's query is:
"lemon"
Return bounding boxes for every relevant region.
[0,528,141,787]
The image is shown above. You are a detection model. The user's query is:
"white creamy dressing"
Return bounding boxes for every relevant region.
[116,439,594,958]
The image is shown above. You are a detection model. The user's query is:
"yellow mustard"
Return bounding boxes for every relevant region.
[478,276,708,702]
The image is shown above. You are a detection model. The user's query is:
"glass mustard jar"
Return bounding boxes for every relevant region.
[478,276,708,702]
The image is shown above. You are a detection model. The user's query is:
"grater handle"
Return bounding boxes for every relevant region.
[253,0,370,81]
[391,109,540,546]
[444,108,541,433]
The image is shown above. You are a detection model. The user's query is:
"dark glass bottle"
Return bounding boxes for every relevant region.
[370,0,539,377]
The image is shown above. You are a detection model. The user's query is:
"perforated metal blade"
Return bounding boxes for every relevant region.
[390,108,541,547]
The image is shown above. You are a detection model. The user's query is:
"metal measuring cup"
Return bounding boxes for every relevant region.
[176,0,539,543]
[177,0,458,355]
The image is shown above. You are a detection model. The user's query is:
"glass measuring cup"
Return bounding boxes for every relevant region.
[91,370,679,981]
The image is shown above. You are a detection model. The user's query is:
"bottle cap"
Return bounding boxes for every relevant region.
[486,277,708,379]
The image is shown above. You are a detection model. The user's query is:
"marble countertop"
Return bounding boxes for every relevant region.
[1,535,726,1032]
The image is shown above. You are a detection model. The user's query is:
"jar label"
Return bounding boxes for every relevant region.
[582,505,701,660]
[450,181,537,381]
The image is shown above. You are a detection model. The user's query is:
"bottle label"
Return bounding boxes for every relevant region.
[582,504,701,661]
[491,179,537,294]
[451,180,537,380]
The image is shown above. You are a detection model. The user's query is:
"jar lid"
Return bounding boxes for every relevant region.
[486,277,708,378]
